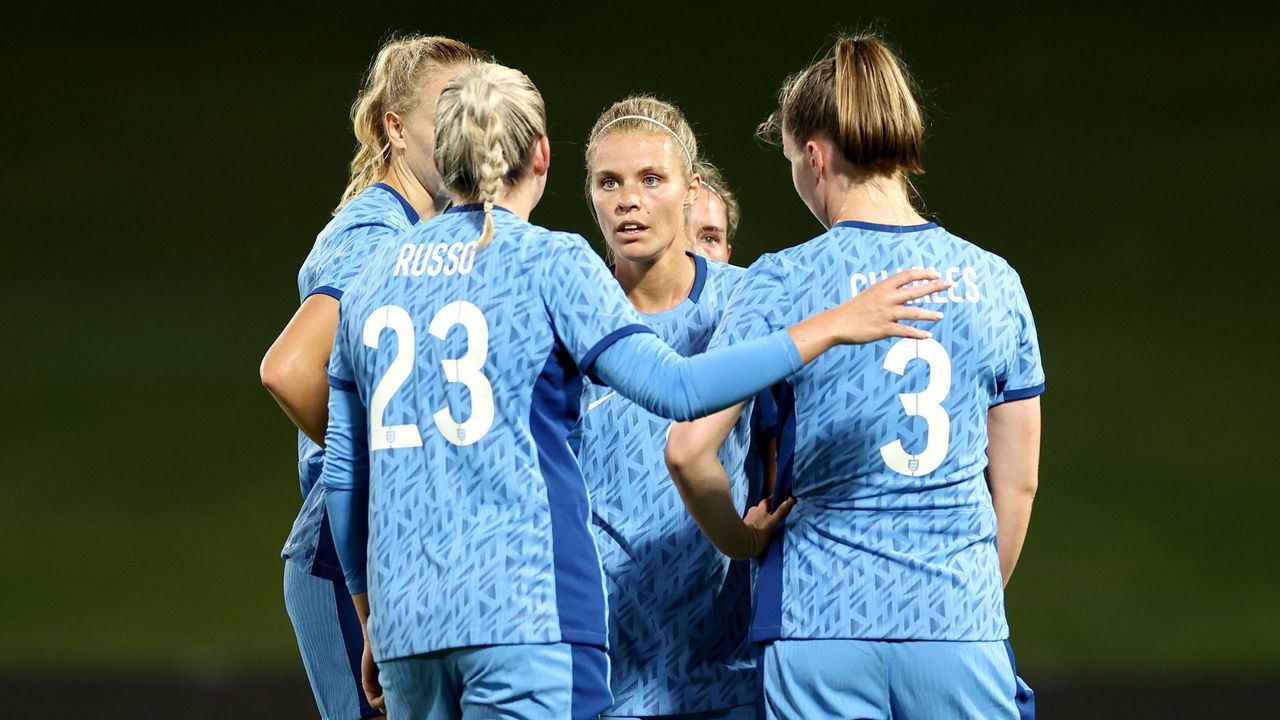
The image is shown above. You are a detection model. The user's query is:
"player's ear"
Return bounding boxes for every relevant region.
[385,111,408,152]
[532,135,551,178]
[684,174,701,208]
[805,139,824,180]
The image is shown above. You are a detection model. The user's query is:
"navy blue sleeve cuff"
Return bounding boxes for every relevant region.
[328,374,358,393]
[994,382,1045,405]
[579,324,655,378]
[307,285,343,301]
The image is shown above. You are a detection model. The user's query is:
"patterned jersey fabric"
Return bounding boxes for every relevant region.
[281,183,418,576]
[710,220,1045,643]
[577,254,758,715]
[324,205,656,661]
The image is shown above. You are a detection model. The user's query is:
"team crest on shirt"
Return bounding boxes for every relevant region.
[908,458,920,473]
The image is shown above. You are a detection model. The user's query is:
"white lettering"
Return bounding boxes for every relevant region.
[410,244,430,276]
[963,267,981,303]
[393,243,415,277]
[426,244,447,276]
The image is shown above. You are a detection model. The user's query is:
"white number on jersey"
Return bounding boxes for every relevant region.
[427,301,494,446]
[362,302,495,450]
[879,338,952,476]
[363,305,425,451]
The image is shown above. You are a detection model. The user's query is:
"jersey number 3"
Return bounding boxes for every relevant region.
[363,302,495,450]
[879,338,951,476]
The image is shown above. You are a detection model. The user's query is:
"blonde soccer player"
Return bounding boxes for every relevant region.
[575,96,755,719]
[260,35,485,719]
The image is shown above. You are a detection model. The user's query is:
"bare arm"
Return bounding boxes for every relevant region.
[259,294,339,445]
[986,396,1041,586]
[667,403,794,560]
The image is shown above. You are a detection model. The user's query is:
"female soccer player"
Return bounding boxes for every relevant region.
[667,36,1044,719]
[576,96,755,719]
[686,160,738,264]
[316,61,951,720]
[259,35,485,719]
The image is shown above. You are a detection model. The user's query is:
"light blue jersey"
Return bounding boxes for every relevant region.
[280,183,419,576]
[279,183,417,720]
[710,220,1045,643]
[320,204,808,666]
[577,254,757,716]
[324,205,649,661]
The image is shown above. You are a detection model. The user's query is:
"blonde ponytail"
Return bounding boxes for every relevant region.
[335,35,485,214]
[435,63,546,248]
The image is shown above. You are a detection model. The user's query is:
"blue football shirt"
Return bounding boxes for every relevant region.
[710,220,1045,643]
[280,183,418,576]
[323,205,662,661]
[577,254,758,715]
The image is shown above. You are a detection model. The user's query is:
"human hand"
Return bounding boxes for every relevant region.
[829,268,951,344]
[362,638,385,714]
[739,496,796,559]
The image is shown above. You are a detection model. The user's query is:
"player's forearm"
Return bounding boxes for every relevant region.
[324,485,370,594]
[990,487,1034,585]
[667,408,757,560]
[669,455,756,560]
[351,591,371,626]
[593,331,801,422]
[986,397,1041,586]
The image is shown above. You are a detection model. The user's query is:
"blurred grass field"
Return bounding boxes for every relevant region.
[1,1,1276,709]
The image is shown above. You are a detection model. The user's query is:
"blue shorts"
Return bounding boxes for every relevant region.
[283,558,380,719]
[603,705,755,719]
[379,642,612,720]
[760,639,1018,720]
[1006,639,1036,720]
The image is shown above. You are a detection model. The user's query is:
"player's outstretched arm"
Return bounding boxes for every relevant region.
[987,396,1041,585]
[259,294,340,445]
[590,270,951,422]
[667,403,793,560]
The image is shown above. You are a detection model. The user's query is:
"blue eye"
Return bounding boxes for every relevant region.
[643,176,660,186]
[601,178,618,190]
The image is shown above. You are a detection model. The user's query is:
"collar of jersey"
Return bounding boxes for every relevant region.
[834,219,938,233]
[445,203,516,216]
[632,252,708,322]
[371,182,420,224]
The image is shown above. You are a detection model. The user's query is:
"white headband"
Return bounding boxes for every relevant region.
[598,115,693,167]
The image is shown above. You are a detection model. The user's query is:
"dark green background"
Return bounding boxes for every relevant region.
[3,0,1276,686]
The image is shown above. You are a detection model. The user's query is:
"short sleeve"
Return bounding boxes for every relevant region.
[541,235,654,376]
[309,222,401,300]
[994,271,1045,404]
[708,255,794,350]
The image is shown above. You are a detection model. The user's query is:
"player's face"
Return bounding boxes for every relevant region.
[590,130,696,265]
[402,63,467,199]
[687,187,732,263]
[783,129,825,227]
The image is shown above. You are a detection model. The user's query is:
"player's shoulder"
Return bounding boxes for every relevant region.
[699,254,746,293]
[327,184,416,237]
[932,226,1025,283]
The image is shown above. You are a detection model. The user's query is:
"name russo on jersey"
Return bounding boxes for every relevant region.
[393,240,479,277]
[851,265,981,304]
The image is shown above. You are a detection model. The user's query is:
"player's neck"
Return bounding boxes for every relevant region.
[449,177,541,221]
[824,173,927,228]
[379,163,441,221]
[615,246,696,314]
